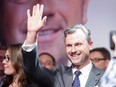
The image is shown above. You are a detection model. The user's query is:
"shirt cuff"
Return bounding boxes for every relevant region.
[22,41,37,52]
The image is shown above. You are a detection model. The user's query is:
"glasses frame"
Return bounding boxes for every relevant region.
[3,56,11,62]
[90,58,106,63]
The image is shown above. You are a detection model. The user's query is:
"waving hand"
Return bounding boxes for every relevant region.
[25,4,47,44]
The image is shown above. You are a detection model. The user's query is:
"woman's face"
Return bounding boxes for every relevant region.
[2,49,16,75]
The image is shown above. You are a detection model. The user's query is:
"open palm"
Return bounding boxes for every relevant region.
[27,4,47,32]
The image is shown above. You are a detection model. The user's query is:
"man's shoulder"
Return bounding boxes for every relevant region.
[56,64,71,70]
[91,64,104,75]
[55,64,72,74]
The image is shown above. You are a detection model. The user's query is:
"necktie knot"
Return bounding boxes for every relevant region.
[75,70,81,77]
[72,70,81,87]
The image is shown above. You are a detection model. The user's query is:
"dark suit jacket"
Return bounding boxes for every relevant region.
[22,46,104,87]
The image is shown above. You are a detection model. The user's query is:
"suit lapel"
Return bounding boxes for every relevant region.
[63,68,73,87]
[85,65,103,87]
[55,65,73,87]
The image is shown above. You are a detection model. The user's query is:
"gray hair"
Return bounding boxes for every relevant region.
[64,24,91,43]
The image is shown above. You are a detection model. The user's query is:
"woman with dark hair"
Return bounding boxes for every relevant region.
[0,44,39,87]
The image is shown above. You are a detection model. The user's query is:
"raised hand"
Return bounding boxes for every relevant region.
[25,4,47,44]
[27,4,47,32]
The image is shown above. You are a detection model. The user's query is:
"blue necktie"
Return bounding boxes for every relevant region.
[72,70,81,87]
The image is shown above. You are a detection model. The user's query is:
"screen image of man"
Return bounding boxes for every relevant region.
[0,0,89,65]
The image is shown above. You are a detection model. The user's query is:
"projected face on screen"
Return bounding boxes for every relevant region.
[0,0,89,65]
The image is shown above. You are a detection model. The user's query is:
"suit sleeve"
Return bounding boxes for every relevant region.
[22,46,54,87]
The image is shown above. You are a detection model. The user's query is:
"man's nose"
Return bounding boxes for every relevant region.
[71,46,77,53]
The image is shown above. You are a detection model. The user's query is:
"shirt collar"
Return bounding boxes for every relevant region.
[72,61,92,77]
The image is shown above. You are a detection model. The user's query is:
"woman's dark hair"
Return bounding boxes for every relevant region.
[0,44,28,87]
[8,44,28,87]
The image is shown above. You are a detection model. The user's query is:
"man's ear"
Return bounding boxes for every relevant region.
[82,0,89,24]
[105,59,110,68]
[89,41,93,50]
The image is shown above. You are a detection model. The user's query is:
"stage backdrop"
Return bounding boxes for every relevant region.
[0,0,115,65]
[86,0,116,56]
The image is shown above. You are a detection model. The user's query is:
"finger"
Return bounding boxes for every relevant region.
[39,4,44,20]
[27,9,31,18]
[38,16,47,30]
[41,16,47,27]
[36,4,40,15]
[32,5,37,16]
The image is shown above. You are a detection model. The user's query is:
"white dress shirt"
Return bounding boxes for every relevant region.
[22,41,37,52]
[72,62,92,87]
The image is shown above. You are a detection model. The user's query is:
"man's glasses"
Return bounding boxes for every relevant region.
[90,58,106,63]
[2,56,11,62]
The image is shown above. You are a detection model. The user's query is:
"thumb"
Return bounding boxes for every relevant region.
[41,16,47,27]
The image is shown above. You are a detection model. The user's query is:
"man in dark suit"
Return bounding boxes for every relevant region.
[22,4,104,87]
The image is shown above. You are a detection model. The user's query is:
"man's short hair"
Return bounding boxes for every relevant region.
[90,47,111,60]
[64,24,91,43]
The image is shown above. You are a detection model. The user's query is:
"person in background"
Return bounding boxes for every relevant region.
[22,4,104,87]
[0,0,89,65]
[0,46,7,79]
[100,35,116,87]
[39,53,56,70]
[0,44,40,87]
[90,47,111,71]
